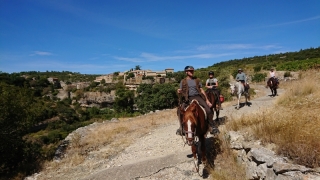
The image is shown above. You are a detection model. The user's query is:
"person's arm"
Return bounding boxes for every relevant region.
[214,80,219,88]
[200,88,212,107]
[235,74,240,81]
[177,81,182,93]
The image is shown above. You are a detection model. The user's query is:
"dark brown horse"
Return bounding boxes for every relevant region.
[267,77,279,96]
[206,89,220,120]
[180,99,208,173]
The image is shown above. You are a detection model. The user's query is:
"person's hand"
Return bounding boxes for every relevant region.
[206,100,212,107]
[177,89,182,94]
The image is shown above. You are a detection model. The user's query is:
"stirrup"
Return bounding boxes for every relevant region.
[210,127,220,135]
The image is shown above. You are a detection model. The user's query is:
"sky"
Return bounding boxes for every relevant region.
[1,0,319,75]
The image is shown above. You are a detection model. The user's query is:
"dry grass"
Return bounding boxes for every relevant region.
[225,69,320,168]
[209,132,246,180]
[38,109,178,179]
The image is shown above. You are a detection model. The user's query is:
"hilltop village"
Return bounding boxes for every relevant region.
[46,68,175,108]
[94,68,175,90]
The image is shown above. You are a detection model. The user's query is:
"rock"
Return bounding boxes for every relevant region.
[249,147,276,167]
[110,118,119,122]
[228,131,244,149]
[273,162,314,174]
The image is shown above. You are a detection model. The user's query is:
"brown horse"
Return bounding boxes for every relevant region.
[206,89,219,120]
[180,99,208,173]
[267,77,278,96]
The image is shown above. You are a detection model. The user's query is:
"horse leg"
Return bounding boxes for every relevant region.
[237,94,240,109]
[200,136,207,165]
[215,108,220,121]
[192,144,199,172]
[192,145,198,164]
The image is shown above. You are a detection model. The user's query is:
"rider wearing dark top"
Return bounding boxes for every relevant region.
[176,66,220,135]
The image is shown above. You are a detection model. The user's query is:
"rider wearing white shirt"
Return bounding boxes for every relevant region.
[267,68,279,86]
[269,68,276,78]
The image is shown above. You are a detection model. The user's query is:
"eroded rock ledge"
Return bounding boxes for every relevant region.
[228,131,320,180]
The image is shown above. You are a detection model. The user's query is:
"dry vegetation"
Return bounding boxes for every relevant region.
[37,109,177,179]
[224,69,320,168]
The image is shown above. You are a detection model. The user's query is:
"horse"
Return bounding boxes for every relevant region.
[205,89,219,120]
[267,77,278,96]
[179,99,208,174]
[230,81,250,110]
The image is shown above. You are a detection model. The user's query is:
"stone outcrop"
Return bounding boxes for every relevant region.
[78,91,115,108]
[228,131,320,180]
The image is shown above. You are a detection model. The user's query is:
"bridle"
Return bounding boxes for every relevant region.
[183,128,198,146]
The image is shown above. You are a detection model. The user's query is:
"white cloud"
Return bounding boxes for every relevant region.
[264,15,320,27]
[114,52,232,63]
[30,51,53,56]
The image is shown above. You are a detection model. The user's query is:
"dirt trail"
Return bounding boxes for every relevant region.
[78,85,282,180]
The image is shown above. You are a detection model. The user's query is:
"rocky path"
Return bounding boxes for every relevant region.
[80,85,282,180]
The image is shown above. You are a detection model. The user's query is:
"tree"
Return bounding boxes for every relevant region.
[135,83,178,113]
[152,83,178,110]
[135,84,154,113]
[114,83,134,113]
[135,65,141,70]
[0,83,45,177]
[101,79,106,85]
[126,72,134,80]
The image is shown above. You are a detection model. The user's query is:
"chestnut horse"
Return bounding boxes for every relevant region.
[267,77,278,96]
[206,89,219,120]
[180,99,208,173]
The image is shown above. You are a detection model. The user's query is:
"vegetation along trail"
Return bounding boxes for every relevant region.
[33,84,279,180]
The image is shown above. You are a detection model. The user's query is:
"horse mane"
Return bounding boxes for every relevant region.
[183,100,199,125]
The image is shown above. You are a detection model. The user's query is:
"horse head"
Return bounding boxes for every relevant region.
[229,83,236,95]
[181,100,199,146]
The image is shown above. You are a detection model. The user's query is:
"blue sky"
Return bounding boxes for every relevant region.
[1,0,319,75]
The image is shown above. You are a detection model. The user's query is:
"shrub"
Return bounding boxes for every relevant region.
[284,71,292,77]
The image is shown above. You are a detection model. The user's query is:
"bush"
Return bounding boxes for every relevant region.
[252,73,267,82]
[284,71,292,77]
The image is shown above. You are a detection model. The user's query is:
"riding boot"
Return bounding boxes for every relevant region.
[208,114,220,135]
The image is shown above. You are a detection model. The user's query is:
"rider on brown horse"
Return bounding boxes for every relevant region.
[176,66,220,135]
[266,68,279,87]
[205,71,223,110]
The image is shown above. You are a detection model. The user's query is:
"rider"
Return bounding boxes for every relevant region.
[205,71,223,110]
[176,66,219,135]
[235,68,248,92]
[267,68,279,86]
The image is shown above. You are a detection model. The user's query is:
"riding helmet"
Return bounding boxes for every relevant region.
[184,66,194,71]
[208,71,214,75]
[238,68,242,71]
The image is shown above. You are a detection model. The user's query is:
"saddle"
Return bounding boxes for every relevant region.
[178,99,207,122]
